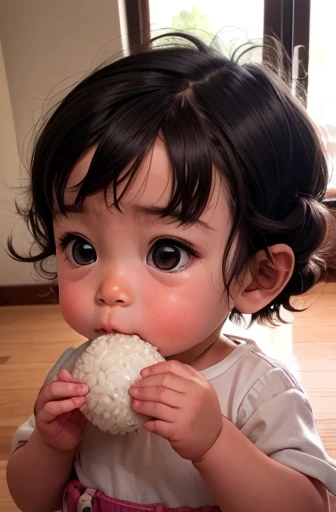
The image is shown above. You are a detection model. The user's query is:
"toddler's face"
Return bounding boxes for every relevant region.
[53,138,233,358]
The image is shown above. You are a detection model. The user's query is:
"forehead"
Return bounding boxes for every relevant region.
[65,138,173,210]
[64,138,229,224]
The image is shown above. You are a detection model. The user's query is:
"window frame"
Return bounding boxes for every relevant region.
[125,0,150,50]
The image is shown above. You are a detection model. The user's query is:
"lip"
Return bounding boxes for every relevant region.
[95,327,124,335]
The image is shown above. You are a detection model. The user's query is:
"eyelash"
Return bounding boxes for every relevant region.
[57,232,87,252]
[57,233,201,265]
[150,237,200,259]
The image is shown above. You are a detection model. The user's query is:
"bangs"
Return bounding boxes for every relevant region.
[53,92,215,225]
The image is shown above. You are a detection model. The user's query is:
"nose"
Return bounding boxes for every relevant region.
[95,274,134,307]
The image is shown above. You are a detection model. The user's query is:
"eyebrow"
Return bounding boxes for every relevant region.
[54,203,213,231]
[54,203,83,220]
[133,205,213,231]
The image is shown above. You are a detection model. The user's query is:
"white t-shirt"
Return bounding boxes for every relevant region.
[12,338,336,507]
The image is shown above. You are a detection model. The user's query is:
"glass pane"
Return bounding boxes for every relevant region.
[307,0,336,189]
[149,0,265,61]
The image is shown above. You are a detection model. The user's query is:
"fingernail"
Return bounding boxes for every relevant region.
[130,387,139,396]
[78,385,88,394]
[133,400,140,408]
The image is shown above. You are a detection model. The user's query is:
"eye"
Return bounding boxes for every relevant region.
[147,238,193,273]
[59,234,97,266]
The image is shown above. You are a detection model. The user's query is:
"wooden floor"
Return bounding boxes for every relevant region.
[1,283,336,510]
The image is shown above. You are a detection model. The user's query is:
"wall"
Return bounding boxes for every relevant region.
[0,39,28,285]
[0,0,126,285]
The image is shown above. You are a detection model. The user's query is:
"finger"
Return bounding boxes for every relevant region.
[141,360,199,380]
[69,408,87,427]
[129,384,187,408]
[58,368,85,383]
[51,407,86,433]
[39,396,86,424]
[68,408,88,434]
[132,399,177,422]
[132,372,192,392]
[143,419,174,440]
[36,380,89,411]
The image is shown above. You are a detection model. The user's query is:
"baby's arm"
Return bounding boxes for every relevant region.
[130,359,334,510]
[7,369,89,512]
[7,431,75,512]
[194,417,329,512]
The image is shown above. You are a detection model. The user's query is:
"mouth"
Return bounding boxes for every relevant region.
[95,328,124,336]
[94,327,141,339]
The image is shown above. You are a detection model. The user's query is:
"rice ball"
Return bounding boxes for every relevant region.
[72,333,164,434]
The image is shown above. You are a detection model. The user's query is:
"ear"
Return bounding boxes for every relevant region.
[231,244,295,315]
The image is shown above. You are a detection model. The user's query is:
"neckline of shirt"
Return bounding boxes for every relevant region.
[200,337,256,380]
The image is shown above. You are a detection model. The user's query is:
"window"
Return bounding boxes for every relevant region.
[307,0,336,188]
[125,0,335,189]
[149,0,264,60]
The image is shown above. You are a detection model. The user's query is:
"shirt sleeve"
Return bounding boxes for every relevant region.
[11,414,36,453]
[11,343,90,453]
[237,367,336,495]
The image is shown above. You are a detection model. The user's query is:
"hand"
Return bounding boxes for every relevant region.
[129,360,223,461]
[34,368,89,454]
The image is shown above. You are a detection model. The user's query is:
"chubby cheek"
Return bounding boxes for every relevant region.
[57,261,93,339]
[142,271,229,356]
[58,284,86,335]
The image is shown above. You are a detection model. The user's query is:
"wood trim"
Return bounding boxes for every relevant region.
[263,0,294,59]
[263,0,294,75]
[292,0,311,103]
[264,0,311,104]
[0,284,59,306]
[264,0,283,41]
[125,0,150,51]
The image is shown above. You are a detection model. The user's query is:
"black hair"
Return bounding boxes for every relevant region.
[8,32,332,323]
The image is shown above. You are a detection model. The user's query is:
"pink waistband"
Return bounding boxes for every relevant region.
[64,480,220,512]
